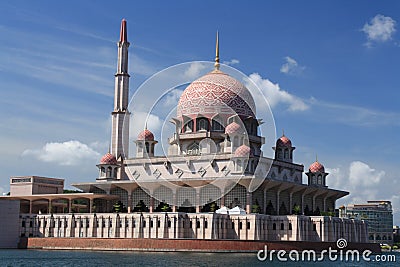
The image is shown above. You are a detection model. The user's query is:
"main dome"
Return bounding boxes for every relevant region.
[177,70,256,119]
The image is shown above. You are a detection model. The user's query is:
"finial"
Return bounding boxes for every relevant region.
[145,122,148,130]
[120,19,127,42]
[108,143,111,154]
[316,154,318,162]
[214,31,220,70]
[282,129,285,137]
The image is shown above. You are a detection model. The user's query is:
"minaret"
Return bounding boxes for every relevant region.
[111,19,130,159]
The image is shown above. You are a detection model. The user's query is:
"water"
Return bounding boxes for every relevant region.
[0,249,398,266]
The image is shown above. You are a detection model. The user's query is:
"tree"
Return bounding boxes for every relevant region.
[252,199,261,213]
[292,204,301,215]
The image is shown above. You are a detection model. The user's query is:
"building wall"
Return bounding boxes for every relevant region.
[0,200,20,248]
[19,213,368,243]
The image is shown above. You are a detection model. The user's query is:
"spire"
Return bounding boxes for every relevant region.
[214,31,220,70]
[119,19,127,42]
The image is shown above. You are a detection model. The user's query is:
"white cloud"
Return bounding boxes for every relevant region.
[247,73,309,111]
[362,14,396,46]
[183,62,208,80]
[280,56,305,75]
[327,161,387,205]
[223,59,240,65]
[22,140,100,166]
[348,161,385,187]
[163,89,183,107]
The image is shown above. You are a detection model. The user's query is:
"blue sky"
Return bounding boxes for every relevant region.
[0,1,399,224]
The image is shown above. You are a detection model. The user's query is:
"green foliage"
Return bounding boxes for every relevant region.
[252,199,261,213]
[292,205,301,215]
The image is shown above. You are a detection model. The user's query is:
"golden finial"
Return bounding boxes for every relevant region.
[214,31,220,70]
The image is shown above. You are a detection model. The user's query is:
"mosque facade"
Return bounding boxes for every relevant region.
[8,19,368,244]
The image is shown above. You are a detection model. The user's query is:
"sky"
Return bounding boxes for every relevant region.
[0,1,399,224]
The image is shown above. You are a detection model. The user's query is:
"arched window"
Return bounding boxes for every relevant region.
[312,176,317,184]
[317,175,322,185]
[236,159,242,171]
[107,167,112,177]
[272,223,276,230]
[101,167,105,177]
[187,142,200,155]
[184,120,193,133]
[114,168,118,178]
[280,223,284,230]
[145,142,150,153]
[196,118,209,131]
[277,149,283,159]
[233,136,240,147]
[284,149,289,159]
[212,119,224,132]
[369,235,374,240]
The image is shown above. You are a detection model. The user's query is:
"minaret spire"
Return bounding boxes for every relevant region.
[111,19,131,161]
[214,31,220,70]
[120,19,127,42]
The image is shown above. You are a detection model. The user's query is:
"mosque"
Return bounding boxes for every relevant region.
[5,19,368,245]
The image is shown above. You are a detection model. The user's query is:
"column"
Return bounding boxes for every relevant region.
[149,196,154,213]
[29,200,33,214]
[246,191,252,214]
[195,190,200,213]
[127,192,133,213]
[172,192,177,212]
[89,198,93,214]
[48,199,52,214]
[276,191,280,215]
[68,199,72,213]
[220,195,225,207]
[263,189,267,214]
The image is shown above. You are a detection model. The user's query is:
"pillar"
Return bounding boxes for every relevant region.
[149,196,154,213]
[48,199,52,214]
[276,191,280,215]
[127,192,133,213]
[246,192,252,214]
[263,189,267,214]
[89,199,93,213]
[172,192,177,212]
[196,191,200,213]
[68,199,72,213]
[29,200,33,214]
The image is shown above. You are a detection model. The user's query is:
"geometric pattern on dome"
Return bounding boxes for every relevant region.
[309,161,325,173]
[234,144,252,157]
[137,129,154,141]
[225,121,243,135]
[177,71,256,119]
[276,135,292,147]
[100,152,118,165]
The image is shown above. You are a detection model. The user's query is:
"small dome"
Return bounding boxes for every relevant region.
[309,161,325,173]
[276,135,292,147]
[137,129,154,141]
[225,122,242,135]
[234,145,252,157]
[100,153,118,165]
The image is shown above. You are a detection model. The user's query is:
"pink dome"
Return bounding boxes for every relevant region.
[234,145,252,157]
[100,153,118,165]
[309,161,325,173]
[276,135,292,147]
[225,122,242,135]
[177,70,256,119]
[137,129,154,141]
